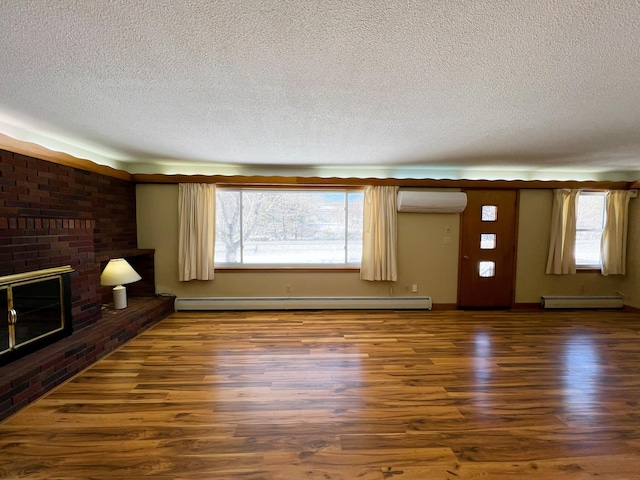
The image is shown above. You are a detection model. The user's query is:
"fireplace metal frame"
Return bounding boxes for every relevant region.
[1,266,74,366]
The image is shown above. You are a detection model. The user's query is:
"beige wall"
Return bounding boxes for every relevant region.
[620,196,640,308]
[137,184,638,307]
[514,190,625,303]
[136,184,461,304]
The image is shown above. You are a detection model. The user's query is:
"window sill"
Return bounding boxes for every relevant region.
[576,267,601,273]
[214,266,361,273]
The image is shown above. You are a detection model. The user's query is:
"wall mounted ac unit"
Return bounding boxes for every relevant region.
[397,190,467,213]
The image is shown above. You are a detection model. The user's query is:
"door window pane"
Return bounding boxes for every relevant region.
[479,261,495,277]
[481,205,497,221]
[480,234,496,249]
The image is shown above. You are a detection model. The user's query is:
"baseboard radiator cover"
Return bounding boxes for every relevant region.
[540,296,624,309]
[175,296,432,311]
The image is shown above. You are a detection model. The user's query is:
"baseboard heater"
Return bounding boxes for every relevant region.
[540,296,624,309]
[175,296,432,311]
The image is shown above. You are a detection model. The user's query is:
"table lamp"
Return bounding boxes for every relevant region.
[100,258,142,309]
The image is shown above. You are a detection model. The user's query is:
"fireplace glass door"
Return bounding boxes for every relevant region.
[12,277,64,348]
[0,288,9,355]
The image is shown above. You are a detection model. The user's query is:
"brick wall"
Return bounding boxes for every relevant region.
[0,148,173,422]
[0,149,138,329]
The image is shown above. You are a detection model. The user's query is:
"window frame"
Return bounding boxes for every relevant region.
[214,185,364,270]
[575,190,606,270]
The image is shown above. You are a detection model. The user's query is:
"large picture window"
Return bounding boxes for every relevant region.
[215,188,363,267]
[575,191,606,268]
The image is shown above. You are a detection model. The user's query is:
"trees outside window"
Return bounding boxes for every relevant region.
[215,189,363,267]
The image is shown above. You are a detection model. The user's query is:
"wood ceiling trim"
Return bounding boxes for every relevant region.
[0,133,132,182]
[0,133,635,190]
[132,173,632,190]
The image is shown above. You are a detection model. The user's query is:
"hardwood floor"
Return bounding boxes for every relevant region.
[0,309,638,479]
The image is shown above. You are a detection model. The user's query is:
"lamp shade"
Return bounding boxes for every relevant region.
[100,258,142,286]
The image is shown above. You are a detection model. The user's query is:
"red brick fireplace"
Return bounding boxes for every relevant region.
[0,149,173,421]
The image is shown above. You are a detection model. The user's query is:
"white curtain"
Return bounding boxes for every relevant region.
[178,183,216,281]
[600,190,633,276]
[360,185,399,282]
[546,189,580,275]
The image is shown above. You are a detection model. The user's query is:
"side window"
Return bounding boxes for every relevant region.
[575,192,606,268]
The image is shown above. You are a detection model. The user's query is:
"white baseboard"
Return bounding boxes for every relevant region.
[540,296,624,309]
[175,296,432,311]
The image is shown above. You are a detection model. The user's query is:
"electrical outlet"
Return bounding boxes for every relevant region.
[412,284,418,293]
[286,285,291,293]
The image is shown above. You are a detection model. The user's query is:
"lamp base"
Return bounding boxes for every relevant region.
[112,285,127,309]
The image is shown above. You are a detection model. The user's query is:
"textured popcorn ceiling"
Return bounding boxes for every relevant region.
[0,1,639,180]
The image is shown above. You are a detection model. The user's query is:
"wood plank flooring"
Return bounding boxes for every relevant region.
[0,309,639,479]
